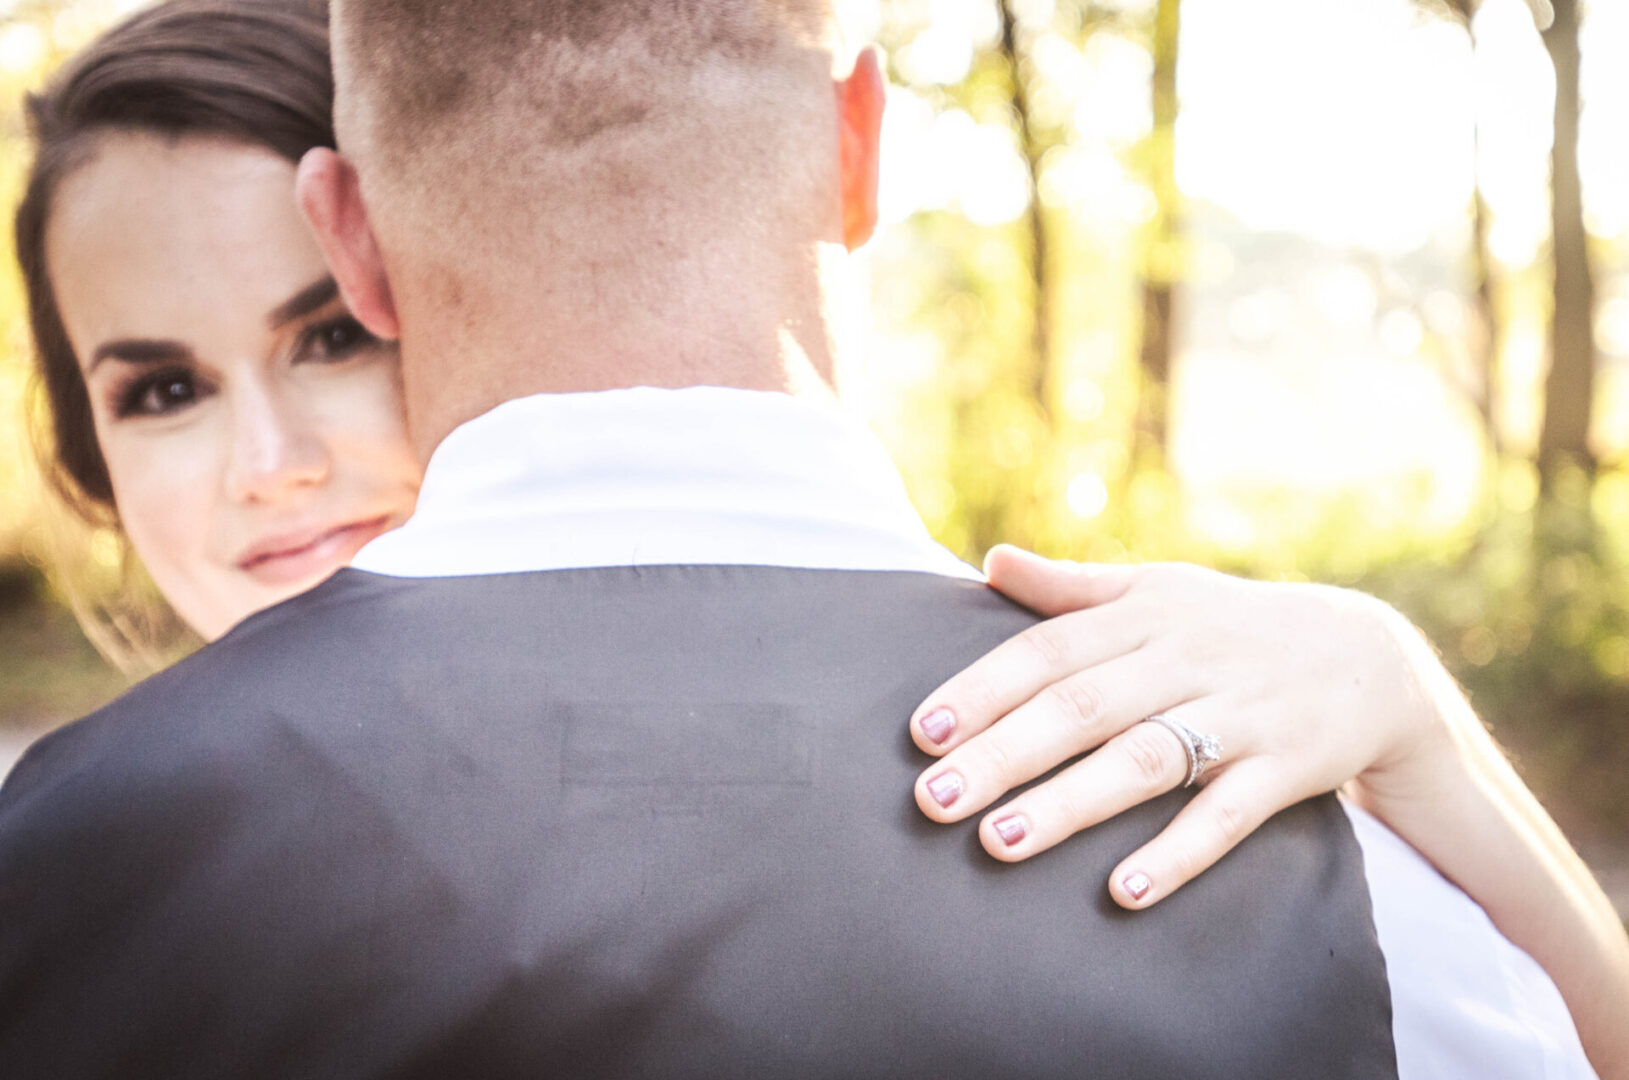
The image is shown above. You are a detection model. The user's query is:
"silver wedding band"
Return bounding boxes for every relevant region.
[1142,712,1223,788]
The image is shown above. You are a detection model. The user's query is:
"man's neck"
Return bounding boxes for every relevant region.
[396,277,844,464]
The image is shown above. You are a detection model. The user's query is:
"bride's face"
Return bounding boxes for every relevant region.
[46,133,422,640]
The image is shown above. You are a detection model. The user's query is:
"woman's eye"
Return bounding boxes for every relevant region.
[299,315,379,363]
[115,370,200,419]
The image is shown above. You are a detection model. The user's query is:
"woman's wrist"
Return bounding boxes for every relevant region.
[1339,594,1471,791]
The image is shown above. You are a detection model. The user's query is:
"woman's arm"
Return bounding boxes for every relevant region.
[912,546,1629,1078]
[1352,634,1629,1080]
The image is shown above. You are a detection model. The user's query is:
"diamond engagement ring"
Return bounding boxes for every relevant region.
[1142,713,1223,788]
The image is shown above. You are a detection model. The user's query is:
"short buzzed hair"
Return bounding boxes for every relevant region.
[329,0,843,256]
[338,2,834,146]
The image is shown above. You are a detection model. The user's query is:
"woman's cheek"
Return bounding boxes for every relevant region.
[308,355,420,490]
[101,429,229,637]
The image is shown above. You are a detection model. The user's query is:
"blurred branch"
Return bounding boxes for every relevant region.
[1411,0,1509,492]
[1133,0,1182,466]
[1524,0,1556,31]
[1417,0,1552,31]
[996,0,1054,430]
[1437,4,1507,462]
[1466,135,1505,460]
[1065,1,1143,41]
[1414,0,1471,24]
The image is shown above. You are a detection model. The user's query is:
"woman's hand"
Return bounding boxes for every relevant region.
[914,546,1629,1076]
[909,545,1457,909]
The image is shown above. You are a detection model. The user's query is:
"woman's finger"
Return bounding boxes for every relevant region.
[982,545,1143,618]
[910,602,1150,756]
[1107,759,1290,909]
[971,712,1202,858]
[915,647,1193,823]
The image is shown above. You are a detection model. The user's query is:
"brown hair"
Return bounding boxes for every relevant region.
[15,0,335,523]
[13,0,335,667]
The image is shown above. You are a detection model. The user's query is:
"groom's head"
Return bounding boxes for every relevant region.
[298,0,886,458]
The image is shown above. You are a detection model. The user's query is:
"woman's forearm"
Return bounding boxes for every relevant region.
[941,550,1626,1072]
[1355,649,1629,1079]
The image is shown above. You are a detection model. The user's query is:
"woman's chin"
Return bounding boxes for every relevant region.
[192,574,339,643]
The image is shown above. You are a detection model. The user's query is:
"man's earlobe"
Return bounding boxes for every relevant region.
[294,148,401,341]
[838,46,886,252]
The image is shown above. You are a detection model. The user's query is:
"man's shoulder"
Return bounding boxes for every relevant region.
[0,571,409,827]
[2,565,1028,812]
[7,572,378,771]
[0,566,1405,1080]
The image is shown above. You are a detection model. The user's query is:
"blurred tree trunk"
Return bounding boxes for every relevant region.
[1537,0,1596,493]
[1134,0,1182,465]
[1445,1,1506,460]
[1468,158,1504,458]
[988,0,1057,551]
[997,0,1054,428]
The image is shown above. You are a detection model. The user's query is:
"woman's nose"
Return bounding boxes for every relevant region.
[222,385,331,503]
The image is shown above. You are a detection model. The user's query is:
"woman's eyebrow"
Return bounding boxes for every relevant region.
[266,275,340,329]
[87,339,195,372]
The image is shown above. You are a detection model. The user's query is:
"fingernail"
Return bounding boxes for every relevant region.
[992,814,1028,846]
[925,771,964,809]
[919,707,956,745]
[1122,872,1151,901]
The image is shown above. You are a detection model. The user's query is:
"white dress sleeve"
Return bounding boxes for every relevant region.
[1343,799,1597,1080]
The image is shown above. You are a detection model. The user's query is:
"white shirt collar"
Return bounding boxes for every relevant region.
[352,386,981,582]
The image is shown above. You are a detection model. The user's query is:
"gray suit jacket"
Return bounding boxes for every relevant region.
[0,566,1396,1078]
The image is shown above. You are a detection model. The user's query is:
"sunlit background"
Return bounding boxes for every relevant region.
[861,0,1624,547]
[1,0,1625,904]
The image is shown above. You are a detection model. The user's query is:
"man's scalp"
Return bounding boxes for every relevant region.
[328,0,845,323]
[335,0,834,153]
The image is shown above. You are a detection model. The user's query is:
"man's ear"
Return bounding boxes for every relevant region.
[295,148,400,341]
[836,46,886,252]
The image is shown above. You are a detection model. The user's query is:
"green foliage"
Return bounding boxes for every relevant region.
[1356,471,1629,832]
[0,562,131,727]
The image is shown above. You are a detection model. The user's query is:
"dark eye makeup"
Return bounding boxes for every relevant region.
[294,314,380,364]
[98,313,382,422]
[112,366,207,419]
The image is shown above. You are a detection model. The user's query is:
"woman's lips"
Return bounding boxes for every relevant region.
[236,515,393,588]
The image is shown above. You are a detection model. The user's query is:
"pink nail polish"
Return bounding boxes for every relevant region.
[992,814,1028,846]
[925,771,964,809]
[919,707,956,746]
[1123,872,1151,901]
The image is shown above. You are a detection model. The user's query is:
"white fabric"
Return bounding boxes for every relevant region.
[355,385,1594,1080]
[1345,803,1593,1079]
[356,388,980,583]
